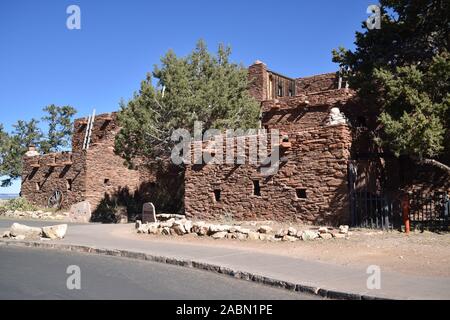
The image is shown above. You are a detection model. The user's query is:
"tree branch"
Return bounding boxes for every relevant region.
[412,156,450,175]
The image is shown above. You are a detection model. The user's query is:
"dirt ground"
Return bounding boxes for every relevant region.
[127,220,450,278]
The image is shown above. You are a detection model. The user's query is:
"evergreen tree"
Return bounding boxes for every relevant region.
[115,40,261,165]
[40,104,77,153]
[332,0,450,173]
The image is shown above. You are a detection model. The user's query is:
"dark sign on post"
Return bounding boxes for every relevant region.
[142,202,156,223]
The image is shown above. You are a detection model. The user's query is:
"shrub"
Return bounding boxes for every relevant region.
[0,197,37,212]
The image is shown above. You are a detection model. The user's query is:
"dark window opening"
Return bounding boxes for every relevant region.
[104,178,110,185]
[213,189,221,202]
[277,84,283,97]
[288,88,293,97]
[253,180,261,196]
[296,188,307,199]
[66,179,73,191]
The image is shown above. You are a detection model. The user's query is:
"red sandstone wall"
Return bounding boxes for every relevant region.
[21,152,87,208]
[185,124,352,225]
[296,73,338,94]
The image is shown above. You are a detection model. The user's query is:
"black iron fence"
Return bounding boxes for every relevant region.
[409,192,449,230]
[350,190,450,231]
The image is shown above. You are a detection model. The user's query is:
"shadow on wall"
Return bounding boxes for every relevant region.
[91,166,185,223]
[91,186,141,223]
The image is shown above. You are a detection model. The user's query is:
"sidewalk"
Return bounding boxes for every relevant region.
[1,221,449,300]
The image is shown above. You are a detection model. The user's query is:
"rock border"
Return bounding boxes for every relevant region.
[0,239,389,301]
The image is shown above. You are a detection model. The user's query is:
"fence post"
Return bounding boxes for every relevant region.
[401,193,411,234]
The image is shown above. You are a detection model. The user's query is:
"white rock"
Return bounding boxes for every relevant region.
[287,227,297,236]
[211,231,228,239]
[184,220,193,233]
[333,233,346,239]
[172,224,186,236]
[13,235,26,241]
[209,224,231,233]
[282,235,298,242]
[247,231,260,241]
[301,230,319,241]
[10,223,42,238]
[135,220,142,230]
[192,222,209,236]
[69,201,92,223]
[161,227,171,235]
[237,228,251,235]
[339,225,349,234]
[276,229,288,238]
[236,233,248,241]
[258,225,272,234]
[318,227,329,234]
[42,224,68,239]
[319,233,333,240]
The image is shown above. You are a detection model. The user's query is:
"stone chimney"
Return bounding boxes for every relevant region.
[25,145,39,157]
[248,60,269,102]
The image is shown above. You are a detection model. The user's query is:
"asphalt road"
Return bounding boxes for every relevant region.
[0,246,319,300]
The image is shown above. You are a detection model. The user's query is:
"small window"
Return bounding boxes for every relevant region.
[296,188,307,199]
[253,180,261,196]
[213,189,221,202]
[288,88,293,97]
[104,178,110,185]
[277,84,283,97]
[66,179,73,191]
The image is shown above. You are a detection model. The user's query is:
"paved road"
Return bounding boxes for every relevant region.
[0,246,318,300]
[1,218,450,299]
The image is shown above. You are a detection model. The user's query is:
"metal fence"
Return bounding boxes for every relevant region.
[350,190,450,231]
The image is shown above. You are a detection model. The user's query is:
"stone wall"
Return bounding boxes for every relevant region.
[296,73,338,94]
[185,124,352,225]
[21,152,87,208]
[22,112,142,215]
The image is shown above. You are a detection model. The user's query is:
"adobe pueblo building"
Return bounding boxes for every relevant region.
[21,61,449,226]
[185,62,355,225]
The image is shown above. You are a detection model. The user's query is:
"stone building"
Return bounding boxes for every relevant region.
[21,113,140,216]
[185,61,356,225]
[21,60,449,225]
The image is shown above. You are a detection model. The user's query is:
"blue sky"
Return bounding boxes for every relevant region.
[0,0,373,193]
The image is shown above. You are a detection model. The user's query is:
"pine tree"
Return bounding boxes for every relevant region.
[115,40,261,165]
[332,0,450,173]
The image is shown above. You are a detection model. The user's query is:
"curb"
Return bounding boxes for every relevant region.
[0,239,388,300]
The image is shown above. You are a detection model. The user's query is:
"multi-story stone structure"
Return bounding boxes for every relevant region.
[185,61,356,225]
[21,60,448,225]
[21,113,140,215]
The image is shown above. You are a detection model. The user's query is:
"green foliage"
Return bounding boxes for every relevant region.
[332,0,450,163]
[0,119,42,187]
[40,105,77,153]
[0,197,37,213]
[115,40,261,164]
[0,105,77,186]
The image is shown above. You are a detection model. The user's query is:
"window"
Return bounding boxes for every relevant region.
[104,178,110,185]
[296,188,307,199]
[213,189,221,202]
[277,84,283,97]
[66,179,73,191]
[253,180,261,196]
